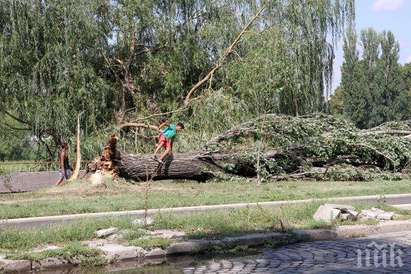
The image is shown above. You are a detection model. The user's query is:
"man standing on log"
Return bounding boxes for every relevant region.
[153,119,185,164]
[56,142,73,186]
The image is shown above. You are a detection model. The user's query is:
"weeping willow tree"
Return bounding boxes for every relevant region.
[0,0,113,158]
[275,0,355,115]
[214,0,356,116]
[102,0,248,121]
[0,0,356,160]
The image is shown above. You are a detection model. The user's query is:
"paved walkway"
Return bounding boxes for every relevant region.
[182,231,411,273]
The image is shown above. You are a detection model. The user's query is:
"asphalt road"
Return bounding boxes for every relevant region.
[0,171,61,193]
[0,171,88,193]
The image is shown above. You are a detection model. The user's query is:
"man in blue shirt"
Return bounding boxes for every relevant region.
[153,119,185,164]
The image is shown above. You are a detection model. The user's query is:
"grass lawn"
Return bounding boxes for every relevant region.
[0,161,57,174]
[1,178,411,219]
[1,203,409,256]
[0,202,337,253]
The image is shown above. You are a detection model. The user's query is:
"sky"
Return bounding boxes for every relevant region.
[332,0,411,92]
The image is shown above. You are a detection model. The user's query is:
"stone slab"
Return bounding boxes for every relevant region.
[39,257,69,269]
[95,227,119,238]
[91,243,145,261]
[146,248,166,258]
[150,229,186,239]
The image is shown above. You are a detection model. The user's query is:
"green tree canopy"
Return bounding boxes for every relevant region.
[341,28,409,128]
[0,0,355,160]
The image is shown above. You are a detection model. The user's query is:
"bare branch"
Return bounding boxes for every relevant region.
[3,122,31,131]
[119,122,160,132]
[3,110,31,126]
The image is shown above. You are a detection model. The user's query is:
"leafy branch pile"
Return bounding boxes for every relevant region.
[205,114,411,181]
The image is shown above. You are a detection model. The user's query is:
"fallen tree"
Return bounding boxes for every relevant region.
[88,114,411,182]
[87,135,259,182]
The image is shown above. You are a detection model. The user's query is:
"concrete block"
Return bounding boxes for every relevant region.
[150,229,186,239]
[146,248,166,258]
[94,244,146,261]
[39,257,69,269]
[166,240,210,255]
[95,227,119,238]
[313,204,341,222]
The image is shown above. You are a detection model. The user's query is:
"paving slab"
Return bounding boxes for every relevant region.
[89,243,146,261]
[95,227,119,238]
[146,248,166,258]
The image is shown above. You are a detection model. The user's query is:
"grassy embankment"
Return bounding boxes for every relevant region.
[1,179,411,219]
[1,202,410,260]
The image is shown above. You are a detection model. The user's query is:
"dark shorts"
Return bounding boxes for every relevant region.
[159,134,173,150]
[59,169,72,180]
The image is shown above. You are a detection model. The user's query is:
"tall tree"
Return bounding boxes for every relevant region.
[397,63,411,119]
[0,0,356,159]
[329,86,344,115]
[341,28,408,128]
[267,0,355,115]
[0,0,113,158]
[210,0,356,116]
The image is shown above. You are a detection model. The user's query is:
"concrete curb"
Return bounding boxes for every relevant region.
[164,220,411,256]
[3,220,411,273]
[165,232,292,256]
[2,193,411,230]
[393,204,411,210]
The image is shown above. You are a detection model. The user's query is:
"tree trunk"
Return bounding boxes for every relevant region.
[112,150,263,181]
[87,135,259,182]
[113,152,217,182]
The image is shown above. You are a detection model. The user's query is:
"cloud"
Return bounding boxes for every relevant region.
[407,55,411,63]
[372,0,404,11]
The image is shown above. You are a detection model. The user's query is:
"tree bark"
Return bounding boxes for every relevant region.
[69,113,82,181]
[113,152,218,182]
[87,135,260,182]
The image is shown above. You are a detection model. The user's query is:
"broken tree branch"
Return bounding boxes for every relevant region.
[69,112,82,181]
[119,122,160,132]
[127,93,206,123]
[184,6,265,106]
[2,110,32,126]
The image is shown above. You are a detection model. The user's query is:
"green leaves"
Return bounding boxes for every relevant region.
[0,0,113,155]
[341,28,410,128]
[0,0,357,160]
